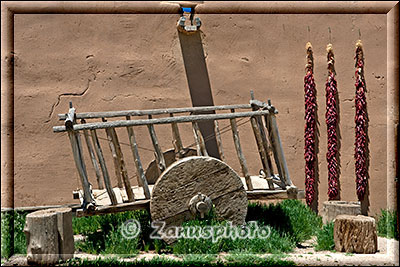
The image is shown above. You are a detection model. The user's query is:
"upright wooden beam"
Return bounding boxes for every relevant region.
[214,120,225,161]
[192,121,208,156]
[230,109,253,191]
[81,119,103,189]
[126,116,151,199]
[90,129,118,205]
[264,101,292,187]
[103,119,123,189]
[170,113,184,159]
[67,130,95,209]
[147,115,167,174]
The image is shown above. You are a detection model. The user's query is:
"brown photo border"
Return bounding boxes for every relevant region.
[1,0,398,258]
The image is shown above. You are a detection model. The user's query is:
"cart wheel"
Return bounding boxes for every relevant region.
[150,156,248,243]
[144,148,197,184]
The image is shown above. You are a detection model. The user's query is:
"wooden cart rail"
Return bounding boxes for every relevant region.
[53,96,294,213]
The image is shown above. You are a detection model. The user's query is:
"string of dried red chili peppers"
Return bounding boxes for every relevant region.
[325,44,339,200]
[304,42,317,207]
[354,40,368,200]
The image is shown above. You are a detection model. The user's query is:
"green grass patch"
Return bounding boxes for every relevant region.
[315,222,335,251]
[247,199,322,243]
[1,210,28,259]
[64,254,296,266]
[377,209,398,240]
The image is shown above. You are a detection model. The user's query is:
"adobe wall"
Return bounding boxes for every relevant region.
[13,13,388,215]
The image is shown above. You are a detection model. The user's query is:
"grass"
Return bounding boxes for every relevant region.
[377,209,398,240]
[64,255,296,266]
[315,222,335,251]
[1,210,28,259]
[246,199,322,243]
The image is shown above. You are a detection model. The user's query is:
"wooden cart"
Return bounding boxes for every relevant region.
[53,95,303,234]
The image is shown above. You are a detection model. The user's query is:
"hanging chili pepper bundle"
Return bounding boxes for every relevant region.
[304,42,317,207]
[325,44,339,200]
[354,40,368,200]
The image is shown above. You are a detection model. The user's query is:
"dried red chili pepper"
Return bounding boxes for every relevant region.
[304,42,318,206]
[354,41,368,200]
[325,44,339,200]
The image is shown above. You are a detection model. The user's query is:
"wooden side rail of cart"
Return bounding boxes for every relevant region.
[53,96,302,217]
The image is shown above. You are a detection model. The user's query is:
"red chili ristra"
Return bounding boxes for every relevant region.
[325,44,339,200]
[354,41,368,200]
[304,42,317,207]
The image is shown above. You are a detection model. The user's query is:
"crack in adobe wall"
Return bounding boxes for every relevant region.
[44,78,92,123]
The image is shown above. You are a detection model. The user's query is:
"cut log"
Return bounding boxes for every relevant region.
[334,214,377,254]
[24,208,74,265]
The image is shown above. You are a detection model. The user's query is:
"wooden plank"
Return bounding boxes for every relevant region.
[76,199,150,217]
[53,110,270,132]
[229,109,253,191]
[126,116,151,199]
[108,126,135,202]
[214,120,225,161]
[67,130,95,209]
[192,121,208,156]
[170,113,184,159]
[58,103,252,120]
[264,111,293,186]
[250,115,276,189]
[147,115,167,174]
[90,129,118,205]
[81,119,103,189]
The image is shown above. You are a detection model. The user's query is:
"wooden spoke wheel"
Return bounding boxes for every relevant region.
[150,156,248,243]
[144,148,197,184]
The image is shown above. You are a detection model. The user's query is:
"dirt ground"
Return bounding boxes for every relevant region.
[3,237,398,266]
[5,11,392,216]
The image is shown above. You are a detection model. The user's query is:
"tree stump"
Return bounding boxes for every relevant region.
[24,208,74,265]
[334,214,377,254]
[322,201,361,223]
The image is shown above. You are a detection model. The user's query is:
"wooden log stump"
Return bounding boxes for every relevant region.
[322,200,361,223]
[334,214,377,254]
[24,208,74,265]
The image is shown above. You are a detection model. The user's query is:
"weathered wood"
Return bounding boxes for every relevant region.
[24,208,74,265]
[147,115,167,175]
[250,115,276,189]
[76,199,150,217]
[192,121,208,156]
[104,122,124,189]
[126,116,151,199]
[230,109,253,191]
[81,119,103,189]
[53,110,270,132]
[145,149,197,184]
[89,129,118,205]
[150,156,248,244]
[322,201,361,224]
[214,120,225,161]
[67,130,95,209]
[334,215,377,253]
[106,125,135,202]
[170,113,184,159]
[264,111,292,186]
[58,103,252,120]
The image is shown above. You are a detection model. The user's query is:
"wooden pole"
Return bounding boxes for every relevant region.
[53,110,270,132]
[170,113,184,159]
[147,115,167,174]
[230,109,253,191]
[264,101,292,186]
[104,121,124,189]
[81,119,103,189]
[214,120,225,161]
[192,121,208,156]
[90,129,118,205]
[126,116,151,199]
[108,126,135,202]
